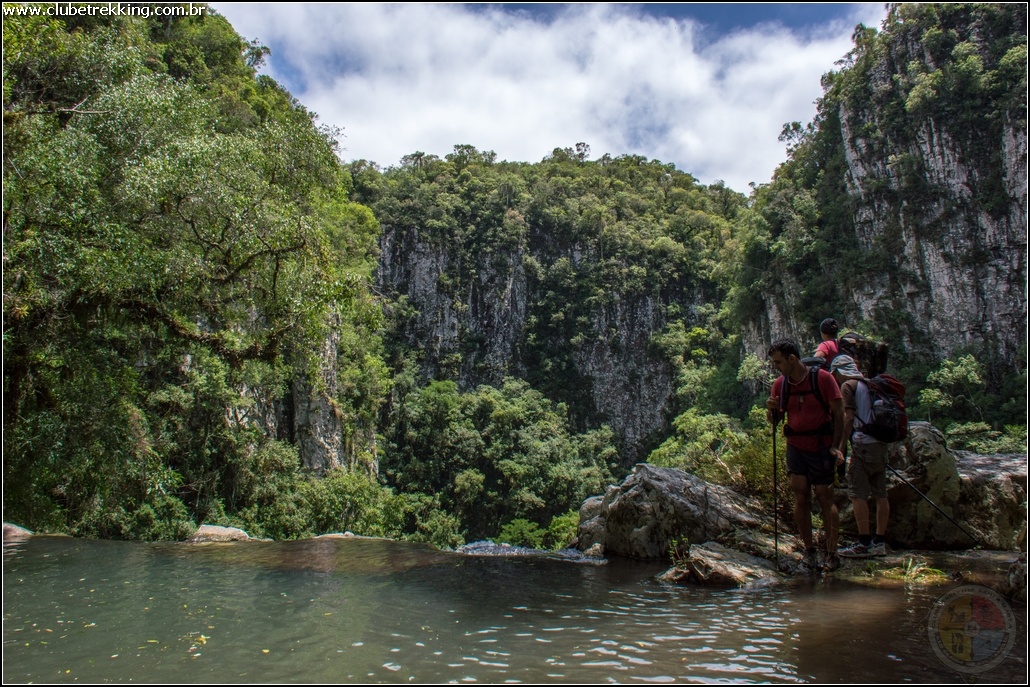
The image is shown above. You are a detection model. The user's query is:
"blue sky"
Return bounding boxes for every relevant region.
[212,3,887,192]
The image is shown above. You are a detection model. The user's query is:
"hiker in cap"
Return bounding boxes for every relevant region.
[766,339,845,572]
[814,318,840,361]
[830,355,890,557]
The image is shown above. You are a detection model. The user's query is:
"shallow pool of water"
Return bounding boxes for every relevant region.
[3,536,1025,683]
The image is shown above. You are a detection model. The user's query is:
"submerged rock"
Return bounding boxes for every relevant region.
[457,540,606,564]
[657,542,781,588]
[457,541,538,556]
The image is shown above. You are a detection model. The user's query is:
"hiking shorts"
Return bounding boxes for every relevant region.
[847,442,889,500]
[786,444,836,486]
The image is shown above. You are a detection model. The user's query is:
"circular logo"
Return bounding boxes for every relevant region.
[927,584,1018,675]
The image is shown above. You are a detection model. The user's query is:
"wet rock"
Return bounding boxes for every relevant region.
[1003,552,1027,603]
[658,542,781,588]
[190,524,250,542]
[3,522,32,542]
[577,492,610,551]
[458,540,537,556]
[576,463,764,560]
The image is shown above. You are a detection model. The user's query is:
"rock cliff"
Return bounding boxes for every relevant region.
[376,222,690,462]
[743,5,1026,378]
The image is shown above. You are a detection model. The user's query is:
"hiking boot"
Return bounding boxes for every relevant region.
[821,552,841,572]
[802,547,819,570]
[839,542,874,558]
[867,541,888,557]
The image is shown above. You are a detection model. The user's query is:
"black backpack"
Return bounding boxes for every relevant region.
[857,374,908,443]
[838,332,889,377]
[805,332,888,377]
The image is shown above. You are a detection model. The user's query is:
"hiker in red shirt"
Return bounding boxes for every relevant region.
[814,317,840,361]
[766,339,845,572]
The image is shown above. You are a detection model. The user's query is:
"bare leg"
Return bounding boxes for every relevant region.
[852,498,871,535]
[813,484,838,552]
[875,497,889,537]
[790,473,813,549]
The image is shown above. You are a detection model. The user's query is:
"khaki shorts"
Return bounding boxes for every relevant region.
[847,442,889,500]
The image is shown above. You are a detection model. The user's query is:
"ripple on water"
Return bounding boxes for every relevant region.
[3,538,1026,684]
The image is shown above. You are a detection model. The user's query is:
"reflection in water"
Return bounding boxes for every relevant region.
[3,537,1025,683]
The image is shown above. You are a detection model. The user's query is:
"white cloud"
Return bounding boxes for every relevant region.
[213,3,887,192]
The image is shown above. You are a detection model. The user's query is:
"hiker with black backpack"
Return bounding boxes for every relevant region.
[766,339,845,572]
[830,355,907,558]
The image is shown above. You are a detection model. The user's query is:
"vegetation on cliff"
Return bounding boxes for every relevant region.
[3,4,1025,546]
[3,8,389,539]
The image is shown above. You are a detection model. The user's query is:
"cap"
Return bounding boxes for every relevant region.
[830,355,862,379]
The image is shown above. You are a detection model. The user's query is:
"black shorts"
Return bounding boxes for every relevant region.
[786,444,835,486]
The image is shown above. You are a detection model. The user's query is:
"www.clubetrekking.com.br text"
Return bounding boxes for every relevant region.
[3,3,206,19]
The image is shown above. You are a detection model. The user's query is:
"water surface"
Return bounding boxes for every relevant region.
[4,536,1025,683]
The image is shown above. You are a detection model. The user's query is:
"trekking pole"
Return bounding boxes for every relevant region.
[886,464,982,547]
[772,415,779,569]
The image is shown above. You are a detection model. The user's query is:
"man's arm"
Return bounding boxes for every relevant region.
[830,397,845,464]
[839,407,855,454]
[766,377,782,425]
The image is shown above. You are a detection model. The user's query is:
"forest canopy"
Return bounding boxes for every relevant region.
[4,3,1025,546]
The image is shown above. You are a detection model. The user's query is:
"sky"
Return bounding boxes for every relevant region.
[211,3,889,193]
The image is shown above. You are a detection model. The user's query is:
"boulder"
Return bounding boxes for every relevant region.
[657,542,780,588]
[3,522,33,542]
[953,450,1027,550]
[577,463,765,560]
[190,524,250,542]
[1003,552,1027,603]
[885,422,1026,550]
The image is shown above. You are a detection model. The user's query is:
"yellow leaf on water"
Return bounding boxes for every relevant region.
[261,649,270,654]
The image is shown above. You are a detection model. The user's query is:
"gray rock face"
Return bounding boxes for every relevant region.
[576,463,765,560]
[741,13,1026,375]
[378,228,529,387]
[376,223,684,462]
[839,111,1027,367]
[572,296,676,461]
[292,311,344,474]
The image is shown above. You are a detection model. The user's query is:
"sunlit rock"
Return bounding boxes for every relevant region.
[3,522,32,542]
[576,463,764,560]
[190,524,250,542]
